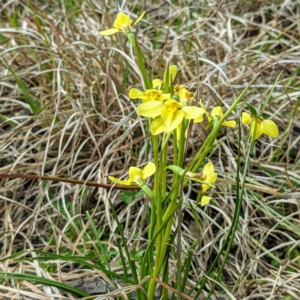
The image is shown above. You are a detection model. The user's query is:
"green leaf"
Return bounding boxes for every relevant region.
[166,165,185,176]
[0,114,18,127]
[121,190,144,204]
[1,60,41,114]
[0,271,90,298]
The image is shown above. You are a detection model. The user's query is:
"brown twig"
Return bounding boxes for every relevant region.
[0,172,140,190]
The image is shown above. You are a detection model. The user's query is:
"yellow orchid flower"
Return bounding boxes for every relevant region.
[186,161,217,206]
[137,99,204,135]
[201,195,212,206]
[211,106,236,128]
[128,66,178,102]
[152,79,162,89]
[148,66,176,92]
[194,100,210,123]
[242,112,279,140]
[108,162,156,186]
[129,88,170,102]
[100,11,145,35]
[201,162,217,193]
[177,86,194,104]
[201,162,217,206]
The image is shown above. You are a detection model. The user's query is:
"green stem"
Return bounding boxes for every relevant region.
[161,135,168,198]
[153,134,162,253]
[127,33,151,89]
[148,126,187,300]
[176,120,188,299]
[206,121,246,298]
[194,122,252,299]
[188,80,254,176]
[147,133,162,299]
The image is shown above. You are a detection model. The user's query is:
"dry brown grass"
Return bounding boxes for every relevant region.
[0,0,300,299]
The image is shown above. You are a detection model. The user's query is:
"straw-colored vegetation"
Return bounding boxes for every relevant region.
[0,0,299,299]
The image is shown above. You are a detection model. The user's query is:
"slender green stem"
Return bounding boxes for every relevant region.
[161,135,168,199]
[153,134,162,252]
[127,33,151,89]
[145,136,159,287]
[189,81,254,175]
[149,126,188,299]
[176,202,182,300]
[147,133,162,299]
[193,121,252,299]
[205,120,245,298]
[176,120,188,299]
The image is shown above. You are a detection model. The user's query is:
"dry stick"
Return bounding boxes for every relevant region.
[0,173,281,194]
[217,178,282,197]
[0,172,139,190]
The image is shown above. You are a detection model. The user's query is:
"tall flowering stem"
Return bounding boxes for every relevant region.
[100,12,279,300]
[127,33,151,89]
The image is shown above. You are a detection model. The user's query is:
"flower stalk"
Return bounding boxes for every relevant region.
[100,12,279,300]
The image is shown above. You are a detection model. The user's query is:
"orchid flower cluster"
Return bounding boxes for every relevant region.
[100,11,279,300]
[109,64,228,205]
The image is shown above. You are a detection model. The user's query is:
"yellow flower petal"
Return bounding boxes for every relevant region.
[194,111,205,123]
[200,100,206,111]
[144,89,164,101]
[129,166,144,182]
[199,100,212,122]
[161,109,184,133]
[129,88,145,99]
[163,65,177,84]
[99,28,120,35]
[243,112,278,140]
[211,106,236,127]
[114,13,132,30]
[150,118,164,135]
[203,162,214,176]
[201,195,211,206]
[176,123,182,140]
[178,87,193,104]
[211,106,223,118]
[137,101,164,118]
[158,93,171,102]
[100,12,144,36]
[202,181,216,192]
[261,119,279,138]
[142,162,156,178]
[164,99,182,110]
[222,120,236,128]
[129,88,167,102]
[109,161,155,186]
[133,11,145,26]
[202,162,217,192]
[152,79,162,89]
[251,121,263,140]
[108,176,134,186]
[242,112,252,124]
[182,106,205,120]
[207,173,218,185]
